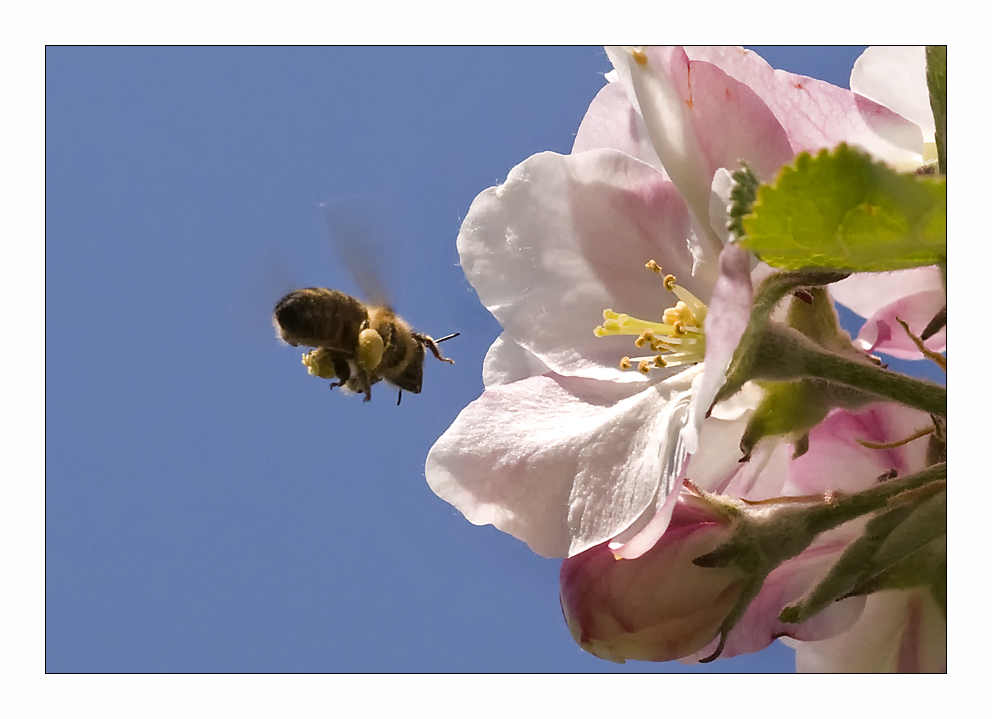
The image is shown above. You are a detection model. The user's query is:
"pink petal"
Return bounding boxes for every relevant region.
[561,502,746,664]
[785,402,934,496]
[685,526,868,663]
[683,46,925,169]
[683,243,753,454]
[788,589,946,672]
[572,81,665,173]
[425,370,698,558]
[830,266,943,319]
[850,289,947,359]
[605,47,794,250]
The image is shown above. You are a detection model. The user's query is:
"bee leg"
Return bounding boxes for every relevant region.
[414,332,456,364]
[324,357,352,393]
[353,370,373,403]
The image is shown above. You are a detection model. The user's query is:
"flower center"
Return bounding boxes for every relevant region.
[593,260,708,375]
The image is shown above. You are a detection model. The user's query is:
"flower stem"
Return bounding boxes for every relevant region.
[760,325,946,417]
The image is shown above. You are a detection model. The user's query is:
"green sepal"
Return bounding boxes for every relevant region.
[780,481,946,625]
[713,270,849,410]
[739,378,868,461]
[689,463,945,662]
[926,46,947,175]
[739,289,867,460]
[739,144,946,272]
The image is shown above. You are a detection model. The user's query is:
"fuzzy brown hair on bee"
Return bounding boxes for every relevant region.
[273,287,456,404]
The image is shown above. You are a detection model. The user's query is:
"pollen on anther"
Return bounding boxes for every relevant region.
[631,48,648,66]
[653,356,666,368]
[637,359,651,374]
[620,357,632,370]
[663,274,677,292]
[645,259,662,274]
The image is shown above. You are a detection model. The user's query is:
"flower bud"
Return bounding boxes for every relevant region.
[559,492,747,663]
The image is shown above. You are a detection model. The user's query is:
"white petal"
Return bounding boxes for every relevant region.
[605,46,726,260]
[481,333,551,388]
[852,47,935,142]
[425,368,699,558]
[457,149,710,382]
[830,267,942,319]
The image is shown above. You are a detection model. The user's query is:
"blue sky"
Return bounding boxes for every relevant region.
[46,46,943,673]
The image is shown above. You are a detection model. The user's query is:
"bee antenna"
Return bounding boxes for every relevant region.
[435,333,460,343]
[397,390,403,406]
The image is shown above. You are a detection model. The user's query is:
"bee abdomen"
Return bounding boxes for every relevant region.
[273,288,367,350]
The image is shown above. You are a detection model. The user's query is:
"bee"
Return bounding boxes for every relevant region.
[272,197,457,405]
[273,288,457,404]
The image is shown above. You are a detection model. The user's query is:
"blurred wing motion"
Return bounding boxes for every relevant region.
[320,195,396,309]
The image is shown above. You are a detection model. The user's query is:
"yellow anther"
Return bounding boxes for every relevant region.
[653,355,666,368]
[645,259,662,274]
[638,359,651,374]
[663,301,695,326]
[631,48,648,66]
[620,357,632,370]
[634,329,654,348]
[663,274,677,292]
[673,321,686,335]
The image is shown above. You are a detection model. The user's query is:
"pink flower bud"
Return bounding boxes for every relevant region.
[559,491,747,663]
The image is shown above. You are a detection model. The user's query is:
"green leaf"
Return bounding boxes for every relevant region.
[926,46,947,174]
[739,144,946,271]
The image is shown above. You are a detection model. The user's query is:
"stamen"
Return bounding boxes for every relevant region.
[595,263,711,374]
[857,426,934,450]
[895,317,946,372]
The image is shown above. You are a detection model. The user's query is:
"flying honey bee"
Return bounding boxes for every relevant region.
[272,198,458,405]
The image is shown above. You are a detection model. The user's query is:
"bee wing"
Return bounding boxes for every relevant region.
[321,196,397,309]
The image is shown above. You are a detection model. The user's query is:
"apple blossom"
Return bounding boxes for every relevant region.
[595,46,945,361]
[427,46,946,671]
[426,148,754,559]
[428,46,922,559]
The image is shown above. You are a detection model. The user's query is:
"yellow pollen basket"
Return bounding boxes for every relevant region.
[593,261,709,374]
